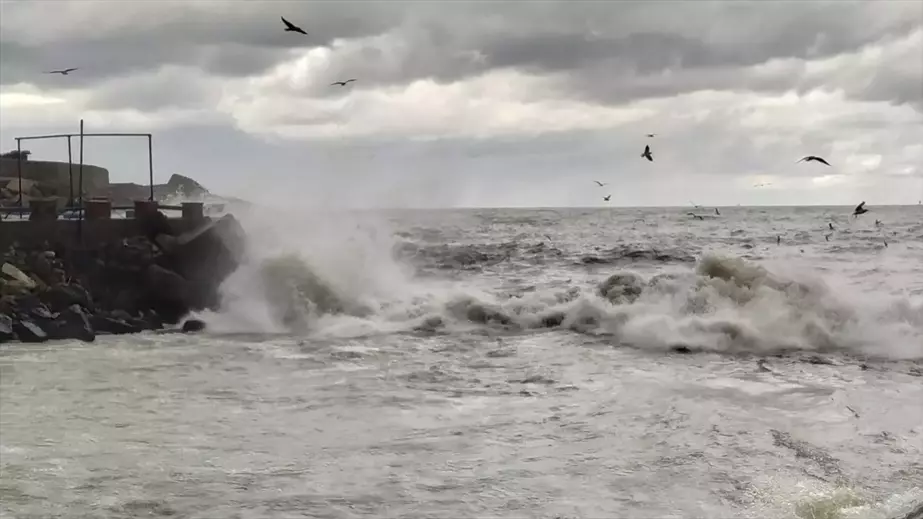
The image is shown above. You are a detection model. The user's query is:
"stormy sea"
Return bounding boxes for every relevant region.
[2,205,922,519]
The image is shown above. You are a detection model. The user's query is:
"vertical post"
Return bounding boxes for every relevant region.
[67,136,74,208]
[78,119,85,239]
[147,134,154,201]
[16,138,22,212]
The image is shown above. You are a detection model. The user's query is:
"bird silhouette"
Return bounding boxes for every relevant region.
[594,180,607,187]
[45,68,78,75]
[331,79,357,86]
[641,145,653,162]
[687,213,704,220]
[281,16,308,35]
[828,222,835,231]
[603,195,611,202]
[646,133,656,138]
[852,201,868,217]
[714,208,720,216]
[754,183,772,188]
[798,156,831,166]
[825,233,832,242]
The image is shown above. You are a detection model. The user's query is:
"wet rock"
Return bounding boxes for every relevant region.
[181,319,206,333]
[12,318,47,343]
[540,311,565,328]
[144,265,192,324]
[30,304,57,320]
[91,314,142,335]
[47,305,95,342]
[26,253,56,285]
[39,283,93,313]
[598,272,645,304]
[0,313,14,342]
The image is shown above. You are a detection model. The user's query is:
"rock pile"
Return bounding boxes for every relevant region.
[0,211,246,344]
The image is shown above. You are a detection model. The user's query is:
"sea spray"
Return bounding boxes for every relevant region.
[196,205,923,360]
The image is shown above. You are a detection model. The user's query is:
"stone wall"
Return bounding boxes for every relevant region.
[0,202,206,251]
[0,158,110,199]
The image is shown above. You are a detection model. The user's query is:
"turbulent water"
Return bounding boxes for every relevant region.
[2,205,922,519]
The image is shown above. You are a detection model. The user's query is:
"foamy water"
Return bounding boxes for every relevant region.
[2,205,922,518]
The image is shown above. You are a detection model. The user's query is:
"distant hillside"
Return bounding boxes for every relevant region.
[104,174,209,205]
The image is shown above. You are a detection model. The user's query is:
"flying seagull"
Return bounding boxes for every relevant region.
[641,145,653,162]
[798,155,831,166]
[828,222,835,231]
[714,208,721,216]
[45,68,78,75]
[331,79,357,87]
[594,180,607,187]
[646,133,656,138]
[852,201,868,217]
[281,16,308,35]
[825,233,832,242]
[603,195,611,202]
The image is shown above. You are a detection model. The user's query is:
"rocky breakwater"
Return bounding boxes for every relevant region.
[0,211,246,344]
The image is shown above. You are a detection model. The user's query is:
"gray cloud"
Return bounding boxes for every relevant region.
[2,1,920,108]
[1,0,921,208]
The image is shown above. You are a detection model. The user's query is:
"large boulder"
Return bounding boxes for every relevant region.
[160,214,245,310]
[46,305,95,342]
[91,313,143,335]
[144,264,192,324]
[12,318,47,343]
[39,283,93,313]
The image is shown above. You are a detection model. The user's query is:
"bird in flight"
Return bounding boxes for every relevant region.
[828,222,835,231]
[45,68,78,75]
[798,156,831,166]
[852,201,868,217]
[687,213,704,220]
[824,233,832,242]
[331,79,357,87]
[281,16,308,35]
[594,180,607,187]
[714,208,720,216]
[603,195,611,202]
[754,183,772,188]
[641,145,653,162]
[646,133,656,138]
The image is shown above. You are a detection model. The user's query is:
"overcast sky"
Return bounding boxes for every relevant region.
[1,0,921,208]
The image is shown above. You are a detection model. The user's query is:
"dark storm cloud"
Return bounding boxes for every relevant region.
[0,0,402,86]
[0,0,920,110]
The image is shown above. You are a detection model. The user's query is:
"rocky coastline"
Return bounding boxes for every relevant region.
[0,211,246,344]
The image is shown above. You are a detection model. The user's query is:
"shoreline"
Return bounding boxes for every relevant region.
[1,205,244,344]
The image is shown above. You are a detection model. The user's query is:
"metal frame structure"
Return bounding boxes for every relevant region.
[8,119,154,216]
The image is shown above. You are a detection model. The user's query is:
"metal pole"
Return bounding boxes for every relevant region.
[67,136,74,208]
[16,138,22,212]
[78,119,85,238]
[147,134,154,201]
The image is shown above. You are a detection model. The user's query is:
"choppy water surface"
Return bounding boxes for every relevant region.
[3,205,922,518]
